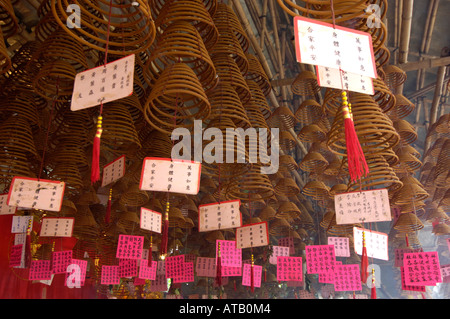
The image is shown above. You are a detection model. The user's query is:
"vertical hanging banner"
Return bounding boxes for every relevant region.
[139,157,201,195]
[140,208,162,233]
[101,155,126,187]
[235,222,269,249]
[293,16,377,78]
[353,227,389,261]
[71,54,135,111]
[7,177,65,212]
[40,217,75,237]
[0,194,16,215]
[9,244,23,267]
[334,189,391,224]
[198,200,242,232]
[13,233,26,268]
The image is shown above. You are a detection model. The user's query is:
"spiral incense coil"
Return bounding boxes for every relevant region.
[266,106,298,131]
[245,54,272,96]
[49,162,84,195]
[246,79,272,120]
[155,0,219,51]
[33,60,77,102]
[372,77,396,114]
[0,150,36,183]
[226,163,275,201]
[323,158,345,177]
[386,94,415,121]
[396,150,422,173]
[143,63,211,135]
[259,205,277,221]
[391,176,429,205]
[0,29,10,76]
[434,140,450,188]
[150,0,218,20]
[294,99,323,125]
[393,119,418,145]
[268,218,291,235]
[0,0,18,39]
[278,154,299,173]
[393,212,424,233]
[0,115,39,158]
[301,180,330,201]
[279,130,297,152]
[434,113,450,134]
[206,83,250,129]
[384,65,407,90]
[51,108,93,147]
[0,91,40,126]
[299,151,329,173]
[297,124,327,143]
[245,103,271,131]
[51,0,156,56]
[374,44,390,69]
[145,21,217,93]
[320,211,360,236]
[291,70,320,96]
[274,177,300,197]
[119,185,149,208]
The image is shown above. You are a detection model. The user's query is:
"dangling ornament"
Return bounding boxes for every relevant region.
[24,217,33,268]
[91,111,103,184]
[216,242,222,287]
[148,235,153,266]
[250,253,255,293]
[371,268,377,299]
[341,91,369,182]
[360,230,369,283]
[160,200,170,259]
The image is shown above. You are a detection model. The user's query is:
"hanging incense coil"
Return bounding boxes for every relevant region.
[226,163,275,201]
[267,106,298,131]
[274,177,300,197]
[0,150,36,183]
[33,60,77,102]
[145,20,217,92]
[245,54,271,96]
[387,94,415,120]
[395,150,422,173]
[291,70,320,96]
[393,212,424,233]
[0,91,40,126]
[323,158,345,177]
[259,206,277,221]
[278,154,299,173]
[155,0,218,51]
[424,137,448,160]
[143,63,211,135]
[279,131,297,152]
[49,162,84,195]
[432,223,450,236]
[301,180,330,201]
[119,185,149,207]
[434,113,450,134]
[50,0,156,56]
[150,0,218,19]
[391,176,429,205]
[398,200,426,216]
[0,0,18,39]
[434,140,450,187]
[297,124,327,143]
[371,77,396,114]
[294,99,323,125]
[393,119,418,145]
[276,201,301,219]
[329,184,348,197]
[320,211,360,236]
[246,79,272,120]
[0,115,39,158]
[384,64,407,89]
[269,218,291,235]
[299,151,329,173]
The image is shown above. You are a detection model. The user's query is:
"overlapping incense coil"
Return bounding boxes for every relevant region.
[267,106,298,131]
[259,205,277,221]
[297,124,327,143]
[0,0,18,39]
[384,64,407,89]
[155,0,218,51]
[50,0,156,56]
[226,163,275,201]
[301,180,330,201]
[119,185,149,208]
[276,201,301,219]
[320,211,360,236]
[145,21,217,92]
[0,91,40,126]
[274,177,300,196]
[291,70,320,96]
[278,154,299,173]
[143,63,211,134]
[49,162,84,195]
[245,54,271,96]
[433,140,450,187]
[393,212,424,233]
[391,176,429,205]
[246,79,272,120]
[434,113,450,134]
[0,115,39,158]
[0,150,36,183]
[372,77,396,113]
[268,218,291,235]
[299,151,329,173]
[386,94,415,120]
[294,99,323,125]
[150,0,218,20]
[278,131,297,152]
[393,119,418,145]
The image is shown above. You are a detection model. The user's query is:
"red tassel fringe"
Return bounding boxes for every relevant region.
[361,246,369,283]
[148,241,152,267]
[344,117,369,183]
[250,264,254,293]
[160,216,169,257]
[371,285,377,299]
[216,256,222,287]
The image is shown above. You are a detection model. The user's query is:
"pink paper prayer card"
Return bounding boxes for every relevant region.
[353,227,389,261]
[216,240,242,268]
[101,155,126,187]
[150,274,169,292]
[293,16,377,79]
[333,264,362,292]
[9,244,23,268]
[305,245,336,274]
[198,199,242,232]
[173,262,194,283]
[276,256,303,282]
[269,245,290,264]
[139,157,201,195]
[334,188,391,225]
[71,54,135,111]
[242,264,262,288]
[165,254,185,278]
[64,259,88,287]
[394,248,423,268]
[235,222,269,249]
[118,258,138,278]
[39,217,74,237]
[400,267,426,292]
[29,260,52,281]
[139,259,157,280]
[116,234,144,259]
[7,177,65,212]
[403,251,442,286]
[278,237,295,255]
[0,193,16,215]
[140,207,162,233]
[101,265,120,285]
[51,250,73,274]
[327,236,350,257]
[316,65,374,95]
[196,257,216,277]
[440,264,450,283]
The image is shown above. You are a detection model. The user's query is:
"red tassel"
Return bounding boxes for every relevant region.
[148,236,153,267]
[342,91,368,183]
[105,188,112,224]
[24,217,32,268]
[160,201,169,258]
[250,254,254,293]
[216,242,222,287]
[361,231,369,283]
[91,115,102,184]
[405,233,409,248]
[371,268,377,299]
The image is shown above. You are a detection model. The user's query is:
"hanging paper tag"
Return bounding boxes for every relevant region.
[65,259,88,287]
[139,260,157,280]
[278,237,295,255]
[40,217,74,237]
[9,244,23,267]
[0,194,16,215]
[7,177,65,212]
[403,251,442,286]
[139,157,201,195]
[333,264,362,291]
[294,16,377,78]
[11,215,33,233]
[327,237,350,257]
[29,260,52,281]
[216,240,242,267]
[196,257,216,277]
[101,265,120,285]
[140,207,162,233]
[165,255,185,278]
[235,222,269,249]
[13,233,26,268]
[116,234,144,259]
[198,199,242,232]
[242,264,262,288]
[71,54,135,111]
[101,155,126,187]
[335,189,391,224]
[305,245,337,274]
[400,267,426,292]
[269,246,290,264]
[353,227,389,261]
[276,256,303,282]
[316,65,374,94]
[394,248,423,268]
[118,258,138,278]
[51,250,73,274]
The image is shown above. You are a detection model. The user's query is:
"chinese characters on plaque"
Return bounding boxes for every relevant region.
[242,264,262,288]
[140,207,162,233]
[316,65,374,94]
[276,256,303,282]
[0,194,16,215]
[116,234,144,259]
[235,222,269,249]
[40,217,74,237]
[403,251,442,286]
[198,199,242,232]
[353,227,389,261]
[101,155,126,187]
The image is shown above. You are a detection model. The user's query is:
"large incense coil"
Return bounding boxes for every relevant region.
[274,177,300,196]
[387,94,415,120]
[278,154,299,173]
[259,205,277,221]
[119,185,149,208]
[294,99,323,125]
[374,44,390,69]
[245,103,271,131]
[0,91,40,126]
[320,211,360,237]
[276,201,301,219]
[144,21,217,92]
[206,82,251,128]
[395,150,422,173]
[246,79,272,120]
[327,94,400,157]
[297,124,327,143]
[372,77,396,114]
[291,70,320,96]
[136,129,172,160]
[393,212,424,233]
[0,115,39,158]
[0,0,18,39]
[301,180,330,201]
[33,60,77,102]
[245,54,271,96]
[391,176,429,205]
[150,0,217,19]
[266,106,298,131]
[155,0,218,51]
[211,54,251,105]
[393,119,418,145]
[49,162,84,195]
[50,0,156,56]
[268,218,291,235]
[433,140,450,187]
[434,113,450,134]
[323,158,345,177]
[143,63,211,135]
[299,151,329,173]
[278,131,297,152]
[329,184,348,198]
[0,28,10,76]
[424,137,448,160]
[0,150,36,183]
[51,108,92,147]
[384,64,407,89]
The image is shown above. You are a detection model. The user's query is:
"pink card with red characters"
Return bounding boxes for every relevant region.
[276,256,303,281]
[196,257,216,277]
[278,237,295,255]
[139,259,157,280]
[29,260,52,281]
[116,234,144,259]
[101,265,120,285]
[333,264,362,291]
[270,246,290,264]
[242,264,262,288]
[305,245,336,274]
[165,255,185,278]
[134,277,146,286]
[150,274,169,292]
[118,258,138,277]
[327,237,350,257]
[394,248,422,267]
[65,259,87,287]
[403,251,442,286]
[51,250,72,274]
[216,240,242,268]
[401,267,426,292]
[9,244,23,267]
[173,262,194,283]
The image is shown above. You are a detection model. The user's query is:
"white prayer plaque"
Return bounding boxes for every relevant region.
[102,155,126,187]
[140,207,162,233]
[0,194,16,215]
[334,188,391,225]
[39,217,74,237]
[235,222,269,249]
[139,157,201,195]
[71,54,135,111]
[11,215,33,233]
[198,200,242,232]
[7,177,65,212]
[294,16,377,79]
[316,65,374,95]
[353,227,389,261]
